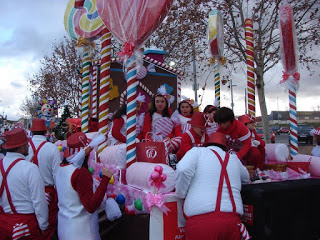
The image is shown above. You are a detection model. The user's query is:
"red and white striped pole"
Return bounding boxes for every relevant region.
[245,18,255,117]
[98,27,111,155]
[177,76,182,106]
[91,65,98,118]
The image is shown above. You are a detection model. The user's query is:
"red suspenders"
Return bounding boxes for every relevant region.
[29,140,46,166]
[0,158,23,213]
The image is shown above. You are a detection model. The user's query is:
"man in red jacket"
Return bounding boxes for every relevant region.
[215,107,252,163]
[176,112,208,161]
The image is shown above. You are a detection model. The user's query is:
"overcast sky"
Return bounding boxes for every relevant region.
[1,0,320,121]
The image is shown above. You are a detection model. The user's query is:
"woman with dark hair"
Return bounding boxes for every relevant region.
[56,132,113,240]
[171,99,195,137]
[142,93,173,141]
[107,94,145,145]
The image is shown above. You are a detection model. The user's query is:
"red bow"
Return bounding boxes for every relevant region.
[118,42,135,58]
[281,71,300,84]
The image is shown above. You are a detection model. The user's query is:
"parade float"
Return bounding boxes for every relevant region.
[59,1,320,239]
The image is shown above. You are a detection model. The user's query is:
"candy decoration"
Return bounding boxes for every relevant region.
[125,205,135,215]
[62,146,66,151]
[245,18,256,117]
[78,70,82,117]
[279,4,299,157]
[91,65,98,118]
[213,63,220,107]
[88,166,94,174]
[209,10,224,108]
[119,81,154,106]
[96,0,174,47]
[149,165,167,191]
[99,170,103,179]
[58,145,63,152]
[64,0,104,40]
[81,46,90,133]
[98,27,112,156]
[134,198,143,211]
[115,194,126,205]
[109,175,114,184]
[125,56,138,168]
[177,76,182,106]
[136,66,147,80]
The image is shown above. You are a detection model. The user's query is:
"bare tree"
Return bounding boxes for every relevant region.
[147,0,320,142]
[26,36,82,116]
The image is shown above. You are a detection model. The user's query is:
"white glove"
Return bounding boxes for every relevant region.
[253,140,260,147]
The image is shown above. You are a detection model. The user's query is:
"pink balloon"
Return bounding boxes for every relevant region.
[160,173,167,182]
[96,0,174,47]
[154,165,163,174]
[151,171,160,181]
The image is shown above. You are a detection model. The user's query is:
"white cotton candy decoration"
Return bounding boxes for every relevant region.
[136,93,146,103]
[147,63,156,72]
[157,85,167,96]
[68,149,86,168]
[105,198,122,221]
[89,134,106,148]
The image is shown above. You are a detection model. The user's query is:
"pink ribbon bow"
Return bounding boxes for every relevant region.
[118,42,135,58]
[280,71,300,84]
[143,192,170,214]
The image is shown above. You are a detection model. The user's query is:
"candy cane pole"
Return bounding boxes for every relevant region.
[91,65,98,118]
[98,27,111,155]
[81,46,90,133]
[289,86,298,156]
[245,18,255,118]
[213,62,220,107]
[125,56,138,168]
[78,71,82,117]
[177,76,182,106]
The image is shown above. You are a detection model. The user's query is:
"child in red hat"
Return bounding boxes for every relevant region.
[238,114,266,169]
[176,112,209,161]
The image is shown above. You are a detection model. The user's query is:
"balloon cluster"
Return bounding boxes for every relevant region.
[149,165,167,190]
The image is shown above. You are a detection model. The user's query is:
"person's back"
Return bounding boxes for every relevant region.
[175,132,250,240]
[176,146,248,217]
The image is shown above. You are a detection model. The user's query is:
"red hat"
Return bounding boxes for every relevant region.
[238,114,255,125]
[2,128,29,149]
[29,118,47,132]
[187,112,207,128]
[64,132,90,158]
[204,132,227,148]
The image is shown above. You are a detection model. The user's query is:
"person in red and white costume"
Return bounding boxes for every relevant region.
[26,118,61,239]
[56,132,113,240]
[176,112,209,161]
[238,114,266,169]
[107,94,145,145]
[171,98,196,137]
[0,128,48,239]
[215,107,252,162]
[142,92,173,141]
[175,132,250,240]
[204,104,219,136]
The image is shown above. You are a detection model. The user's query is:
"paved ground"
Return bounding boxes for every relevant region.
[274,133,314,155]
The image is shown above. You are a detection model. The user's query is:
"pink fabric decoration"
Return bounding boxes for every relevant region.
[142,192,170,214]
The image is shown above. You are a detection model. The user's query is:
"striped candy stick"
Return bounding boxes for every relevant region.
[289,86,298,156]
[213,62,220,107]
[125,56,138,168]
[78,70,82,117]
[91,65,98,118]
[245,18,256,118]
[81,46,90,133]
[177,76,182,106]
[98,27,111,156]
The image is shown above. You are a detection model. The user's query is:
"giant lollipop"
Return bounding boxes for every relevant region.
[279,4,300,157]
[208,10,224,107]
[96,0,174,168]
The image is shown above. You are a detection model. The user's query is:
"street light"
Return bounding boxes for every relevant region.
[2,106,10,121]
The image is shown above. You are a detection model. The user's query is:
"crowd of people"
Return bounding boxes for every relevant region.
[1,87,292,240]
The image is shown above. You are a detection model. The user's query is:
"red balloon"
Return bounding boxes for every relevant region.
[96,0,174,47]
